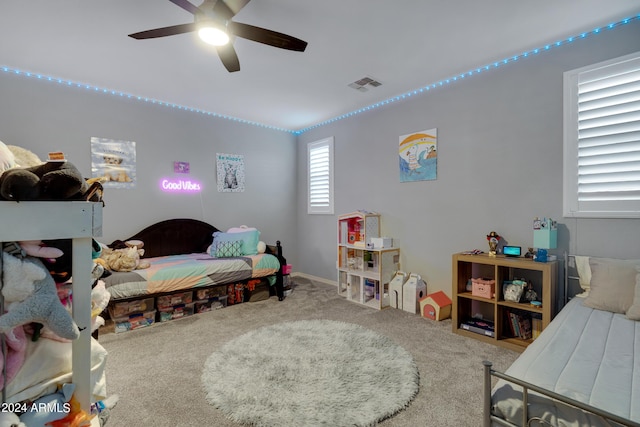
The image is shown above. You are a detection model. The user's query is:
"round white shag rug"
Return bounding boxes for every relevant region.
[202,319,420,427]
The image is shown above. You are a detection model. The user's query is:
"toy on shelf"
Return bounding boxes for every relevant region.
[533,217,557,262]
[419,291,452,321]
[338,211,380,248]
[486,231,501,257]
[389,271,408,309]
[402,273,427,314]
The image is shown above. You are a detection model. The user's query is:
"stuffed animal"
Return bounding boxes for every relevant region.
[0,140,102,202]
[90,280,110,333]
[0,412,26,427]
[18,240,64,260]
[0,325,27,391]
[0,160,90,202]
[0,140,42,172]
[99,244,150,272]
[0,252,80,341]
[40,238,108,284]
[98,240,150,272]
[1,251,47,304]
[19,383,75,427]
[0,140,16,172]
[44,393,92,427]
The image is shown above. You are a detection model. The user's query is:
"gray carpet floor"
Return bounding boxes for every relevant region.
[99,277,519,427]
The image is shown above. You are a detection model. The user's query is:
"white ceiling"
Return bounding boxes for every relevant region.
[1,1,639,132]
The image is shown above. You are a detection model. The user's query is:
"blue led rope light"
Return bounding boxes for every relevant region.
[0,66,295,134]
[1,14,638,135]
[294,13,640,135]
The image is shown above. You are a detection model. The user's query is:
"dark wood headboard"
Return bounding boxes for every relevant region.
[119,218,219,258]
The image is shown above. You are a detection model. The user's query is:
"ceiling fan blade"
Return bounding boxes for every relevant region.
[129,23,197,39]
[228,22,307,52]
[169,0,202,15]
[212,0,251,19]
[216,43,241,72]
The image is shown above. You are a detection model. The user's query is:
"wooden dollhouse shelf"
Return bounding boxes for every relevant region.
[336,212,400,310]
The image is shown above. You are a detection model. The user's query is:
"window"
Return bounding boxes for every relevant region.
[563,51,640,218]
[308,137,334,214]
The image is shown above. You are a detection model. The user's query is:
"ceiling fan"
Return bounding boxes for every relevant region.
[128,0,308,73]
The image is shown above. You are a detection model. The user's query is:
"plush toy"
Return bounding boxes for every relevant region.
[0,140,42,173]
[486,231,501,257]
[19,383,75,427]
[0,140,102,202]
[0,252,80,341]
[0,161,90,202]
[1,251,47,305]
[45,393,92,427]
[23,278,107,342]
[0,325,27,390]
[90,280,110,333]
[0,412,26,427]
[0,140,16,172]
[98,240,150,272]
[40,238,108,284]
[18,240,64,260]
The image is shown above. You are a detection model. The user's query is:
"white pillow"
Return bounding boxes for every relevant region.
[574,256,591,297]
[625,266,640,321]
[583,257,639,314]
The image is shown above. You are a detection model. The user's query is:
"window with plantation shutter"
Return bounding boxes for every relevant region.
[308,137,334,214]
[563,51,640,218]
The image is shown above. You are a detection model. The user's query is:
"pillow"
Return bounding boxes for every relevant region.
[573,256,591,297]
[214,240,243,258]
[208,232,244,257]
[625,266,640,321]
[227,225,257,234]
[215,229,261,256]
[583,257,639,314]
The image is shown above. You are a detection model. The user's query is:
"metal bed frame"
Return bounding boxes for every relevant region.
[482,253,640,427]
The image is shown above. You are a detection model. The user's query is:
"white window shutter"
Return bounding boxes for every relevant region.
[564,51,640,218]
[308,137,334,214]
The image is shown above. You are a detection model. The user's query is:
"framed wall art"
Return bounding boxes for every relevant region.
[399,128,437,182]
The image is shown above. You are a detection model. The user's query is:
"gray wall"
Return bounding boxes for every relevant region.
[0,74,298,259]
[296,22,640,295]
[1,22,639,298]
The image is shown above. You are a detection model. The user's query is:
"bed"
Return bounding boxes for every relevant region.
[101,218,287,306]
[484,254,640,427]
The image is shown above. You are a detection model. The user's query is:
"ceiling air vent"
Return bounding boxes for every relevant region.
[348,76,382,92]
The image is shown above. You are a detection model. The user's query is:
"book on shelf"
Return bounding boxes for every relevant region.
[531,315,542,339]
[517,315,532,340]
[505,310,532,340]
[508,311,519,337]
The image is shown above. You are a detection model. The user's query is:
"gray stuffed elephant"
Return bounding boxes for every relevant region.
[0,252,80,340]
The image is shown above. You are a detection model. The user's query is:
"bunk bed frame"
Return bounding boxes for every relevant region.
[0,201,102,420]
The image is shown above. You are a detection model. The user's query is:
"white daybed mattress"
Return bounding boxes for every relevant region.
[491,297,640,426]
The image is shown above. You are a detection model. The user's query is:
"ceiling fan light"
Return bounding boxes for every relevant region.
[198,26,229,46]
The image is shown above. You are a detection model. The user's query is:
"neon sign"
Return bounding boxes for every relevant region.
[160,178,202,193]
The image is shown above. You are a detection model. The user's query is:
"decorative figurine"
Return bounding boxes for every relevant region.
[525,247,536,258]
[524,281,538,302]
[486,231,501,257]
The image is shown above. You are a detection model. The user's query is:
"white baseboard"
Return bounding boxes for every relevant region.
[291,272,337,287]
